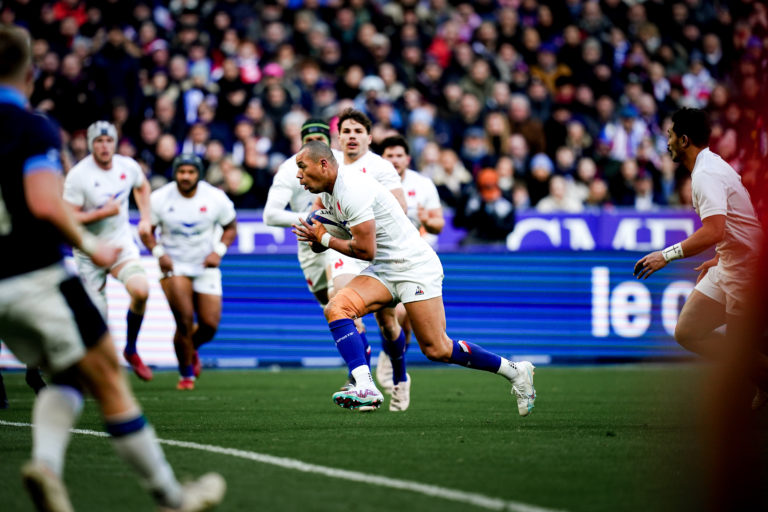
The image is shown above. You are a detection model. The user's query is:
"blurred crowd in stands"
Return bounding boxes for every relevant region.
[3,0,767,232]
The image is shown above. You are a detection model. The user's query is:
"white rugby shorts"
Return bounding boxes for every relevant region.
[360,250,444,304]
[298,243,328,293]
[326,249,370,280]
[694,263,748,316]
[162,264,223,296]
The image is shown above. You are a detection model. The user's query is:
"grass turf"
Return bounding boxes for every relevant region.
[0,364,759,511]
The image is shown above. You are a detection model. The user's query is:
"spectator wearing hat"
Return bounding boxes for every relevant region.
[601,103,649,161]
[527,152,554,206]
[454,168,516,246]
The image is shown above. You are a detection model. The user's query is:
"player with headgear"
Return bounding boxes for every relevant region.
[63,119,154,382]
[140,153,237,390]
[0,24,226,511]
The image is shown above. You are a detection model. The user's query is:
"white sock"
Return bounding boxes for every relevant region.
[108,417,183,507]
[350,365,375,388]
[496,358,520,380]
[31,385,84,477]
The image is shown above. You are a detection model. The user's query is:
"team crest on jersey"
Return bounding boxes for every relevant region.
[334,259,344,269]
[120,173,126,180]
[200,206,207,212]
[415,285,424,296]
[336,200,341,213]
[408,190,416,197]
[361,168,366,173]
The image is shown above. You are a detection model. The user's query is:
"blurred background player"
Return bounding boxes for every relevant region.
[63,120,153,382]
[634,107,767,408]
[375,134,445,403]
[294,142,536,416]
[0,24,225,511]
[323,108,408,402]
[264,119,343,307]
[140,154,236,390]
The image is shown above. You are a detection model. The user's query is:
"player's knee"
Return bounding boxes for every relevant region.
[195,323,217,344]
[324,287,367,323]
[422,342,452,362]
[674,322,697,350]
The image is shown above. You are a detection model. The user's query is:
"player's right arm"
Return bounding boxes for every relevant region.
[140,189,173,274]
[25,170,118,268]
[63,171,120,224]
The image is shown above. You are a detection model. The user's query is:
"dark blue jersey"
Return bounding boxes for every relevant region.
[0,85,66,279]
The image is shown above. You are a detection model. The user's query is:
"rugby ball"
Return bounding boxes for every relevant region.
[306,208,352,240]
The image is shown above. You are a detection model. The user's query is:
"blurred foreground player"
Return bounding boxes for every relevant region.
[0,25,225,511]
[634,107,767,408]
[140,154,236,390]
[293,141,536,415]
[63,119,153,381]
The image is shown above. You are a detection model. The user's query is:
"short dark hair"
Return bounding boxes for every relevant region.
[0,25,31,81]
[379,135,410,155]
[301,140,337,167]
[337,108,372,134]
[671,108,711,147]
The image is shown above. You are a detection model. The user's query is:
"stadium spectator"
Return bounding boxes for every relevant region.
[536,175,584,213]
[454,167,516,246]
[141,154,236,391]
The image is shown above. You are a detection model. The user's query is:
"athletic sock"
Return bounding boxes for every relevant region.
[329,319,368,374]
[448,339,503,373]
[31,385,84,477]
[179,364,195,379]
[25,367,47,394]
[360,331,372,368]
[124,310,144,356]
[106,411,183,508]
[382,329,407,384]
[496,358,521,380]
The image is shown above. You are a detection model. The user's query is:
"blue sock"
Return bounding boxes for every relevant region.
[360,331,371,367]
[178,364,194,378]
[105,414,147,437]
[329,319,368,373]
[125,310,144,355]
[448,340,502,373]
[382,329,407,384]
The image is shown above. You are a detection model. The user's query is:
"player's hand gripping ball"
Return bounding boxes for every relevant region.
[306,208,352,240]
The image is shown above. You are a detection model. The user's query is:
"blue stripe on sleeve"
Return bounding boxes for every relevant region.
[23,152,63,176]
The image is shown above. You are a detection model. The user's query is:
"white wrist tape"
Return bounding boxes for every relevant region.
[662,242,684,262]
[320,232,332,248]
[214,241,228,257]
[80,232,99,257]
[152,245,166,258]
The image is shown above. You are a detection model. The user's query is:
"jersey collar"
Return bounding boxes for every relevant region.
[0,85,28,109]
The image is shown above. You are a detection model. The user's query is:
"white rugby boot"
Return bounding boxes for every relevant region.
[332,383,384,411]
[158,473,226,512]
[375,350,394,395]
[21,460,74,512]
[510,361,536,417]
[389,374,411,412]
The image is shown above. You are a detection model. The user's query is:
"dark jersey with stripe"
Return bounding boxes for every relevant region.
[0,87,66,279]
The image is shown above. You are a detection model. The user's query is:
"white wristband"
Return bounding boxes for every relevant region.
[152,245,166,258]
[214,241,228,257]
[662,242,684,262]
[320,232,332,248]
[80,232,99,257]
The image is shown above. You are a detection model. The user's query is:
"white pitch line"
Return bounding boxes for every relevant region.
[1,420,565,512]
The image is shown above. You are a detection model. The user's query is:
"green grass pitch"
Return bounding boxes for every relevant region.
[0,365,762,511]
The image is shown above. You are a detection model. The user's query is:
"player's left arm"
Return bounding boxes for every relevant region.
[204,219,237,268]
[634,214,725,279]
[418,205,445,234]
[133,177,152,238]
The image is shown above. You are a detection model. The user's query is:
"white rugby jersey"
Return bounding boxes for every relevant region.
[63,154,145,241]
[401,168,441,247]
[319,167,434,267]
[691,148,763,273]
[266,149,344,227]
[340,150,401,191]
[150,181,236,272]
